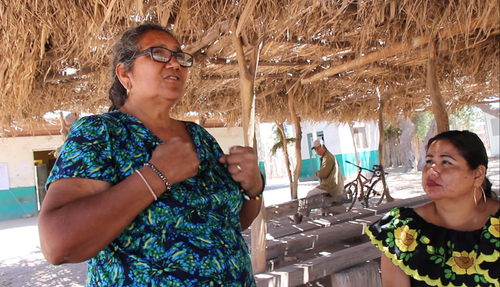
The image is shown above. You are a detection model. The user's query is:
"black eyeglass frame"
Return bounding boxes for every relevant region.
[132,46,194,68]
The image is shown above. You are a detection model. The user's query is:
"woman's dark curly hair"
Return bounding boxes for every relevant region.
[427,130,495,198]
[108,24,176,111]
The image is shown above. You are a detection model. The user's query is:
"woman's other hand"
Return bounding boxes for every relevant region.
[219,146,264,197]
[220,146,264,230]
[149,137,199,185]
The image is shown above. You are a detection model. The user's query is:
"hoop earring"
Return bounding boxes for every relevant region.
[420,189,428,203]
[480,186,487,205]
[473,186,487,208]
[474,187,478,207]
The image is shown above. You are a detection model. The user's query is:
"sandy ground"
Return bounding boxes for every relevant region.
[1,157,498,286]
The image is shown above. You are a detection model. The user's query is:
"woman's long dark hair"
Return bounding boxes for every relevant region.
[427,130,494,198]
[108,24,175,111]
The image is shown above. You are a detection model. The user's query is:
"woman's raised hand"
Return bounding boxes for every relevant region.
[149,137,199,186]
[219,146,264,197]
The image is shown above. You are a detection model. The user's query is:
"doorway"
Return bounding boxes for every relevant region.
[33,150,56,210]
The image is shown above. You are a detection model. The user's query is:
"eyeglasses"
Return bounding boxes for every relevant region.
[132,46,194,68]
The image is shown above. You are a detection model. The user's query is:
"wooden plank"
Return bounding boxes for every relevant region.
[266,215,381,259]
[266,201,299,220]
[243,195,428,261]
[264,195,428,241]
[265,193,349,220]
[330,261,382,287]
[255,242,381,287]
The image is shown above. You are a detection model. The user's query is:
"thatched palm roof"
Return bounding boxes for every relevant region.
[1,0,499,131]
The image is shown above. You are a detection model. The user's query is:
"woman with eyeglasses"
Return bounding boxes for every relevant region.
[38,24,264,286]
[366,130,499,287]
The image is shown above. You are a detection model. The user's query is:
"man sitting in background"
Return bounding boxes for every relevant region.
[299,139,345,219]
[308,139,344,198]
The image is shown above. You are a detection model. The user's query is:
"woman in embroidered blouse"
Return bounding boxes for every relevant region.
[367,130,499,287]
[38,24,264,286]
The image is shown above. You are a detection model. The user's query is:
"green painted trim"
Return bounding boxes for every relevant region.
[0,186,38,221]
[299,150,380,181]
[337,150,380,177]
[259,161,266,182]
[299,158,317,180]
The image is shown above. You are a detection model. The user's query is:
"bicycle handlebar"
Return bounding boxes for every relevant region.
[345,160,375,173]
[345,161,388,177]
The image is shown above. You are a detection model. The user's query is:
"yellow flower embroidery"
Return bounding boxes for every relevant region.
[447,250,478,275]
[421,236,430,244]
[488,217,499,237]
[394,225,418,252]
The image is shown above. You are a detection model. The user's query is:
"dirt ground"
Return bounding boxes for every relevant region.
[1,157,498,287]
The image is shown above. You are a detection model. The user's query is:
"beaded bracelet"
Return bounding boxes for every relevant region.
[240,188,263,201]
[144,162,171,191]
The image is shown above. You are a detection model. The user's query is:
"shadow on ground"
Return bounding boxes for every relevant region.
[0,251,86,287]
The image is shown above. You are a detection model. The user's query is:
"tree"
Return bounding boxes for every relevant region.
[450,106,484,130]
[412,111,434,141]
[270,122,296,186]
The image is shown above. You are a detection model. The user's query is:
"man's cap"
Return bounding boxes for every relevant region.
[311,139,322,150]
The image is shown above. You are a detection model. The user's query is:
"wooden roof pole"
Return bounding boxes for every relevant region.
[232,29,267,273]
[376,87,394,203]
[301,36,429,84]
[287,81,303,224]
[285,81,302,202]
[184,20,230,54]
[301,16,496,85]
[276,122,293,191]
[427,39,449,133]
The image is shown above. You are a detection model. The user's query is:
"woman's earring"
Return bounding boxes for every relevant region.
[473,186,487,208]
[473,187,478,207]
[419,189,428,203]
[126,89,130,96]
[481,186,487,205]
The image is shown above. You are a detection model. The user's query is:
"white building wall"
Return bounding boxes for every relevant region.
[205,127,244,154]
[359,120,380,151]
[0,135,63,188]
[0,127,243,190]
[484,113,500,156]
[338,124,355,155]
[300,121,379,158]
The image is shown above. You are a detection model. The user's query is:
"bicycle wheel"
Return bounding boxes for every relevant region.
[366,179,383,207]
[369,179,383,197]
[344,182,358,212]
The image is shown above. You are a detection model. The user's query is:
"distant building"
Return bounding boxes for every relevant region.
[484,113,500,156]
[299,121,380,181]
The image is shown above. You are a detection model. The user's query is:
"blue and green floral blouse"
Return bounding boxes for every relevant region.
[366,207,500,287]
[47,110,255,286]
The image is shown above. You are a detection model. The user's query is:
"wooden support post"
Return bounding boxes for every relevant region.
[427,39,449,133]
[276,122,293,188]
[286,81,303,223]
[232,33,267,274]
[376,88,394,203]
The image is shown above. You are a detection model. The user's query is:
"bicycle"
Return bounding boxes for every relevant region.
[343,160,387,212]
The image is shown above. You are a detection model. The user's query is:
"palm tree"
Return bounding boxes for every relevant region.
[270,122,296,194]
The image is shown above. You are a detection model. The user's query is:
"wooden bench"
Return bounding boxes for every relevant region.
[265,195,427,240]
[253,195,430,286]
[247,194,428,262]
[254,242,381,287]
[265,193,351,221]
